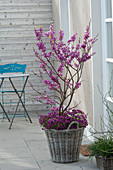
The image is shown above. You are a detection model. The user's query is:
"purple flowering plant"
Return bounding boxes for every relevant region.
[33,21,97,130]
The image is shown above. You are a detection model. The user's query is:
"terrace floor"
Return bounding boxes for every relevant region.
[0,111,99,170]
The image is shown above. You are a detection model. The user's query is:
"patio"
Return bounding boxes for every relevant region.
[0,112,99,170]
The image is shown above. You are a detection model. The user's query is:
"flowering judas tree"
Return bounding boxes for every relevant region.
[32,21,97,130]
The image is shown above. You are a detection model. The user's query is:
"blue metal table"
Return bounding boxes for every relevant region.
[0,73,32,129]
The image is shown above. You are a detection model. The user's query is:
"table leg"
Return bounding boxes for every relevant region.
[0,78,4,88]
[0,78,10,122]
[9,76,32,129]
[0,102,10,122]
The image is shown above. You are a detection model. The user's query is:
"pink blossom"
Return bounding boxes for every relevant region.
[59,29,64,41]
[81,43,86,49]
[33,21,97,117]
[67,33,77,43]
[37,41,46,52]
[74,63,79,68]
[75,82,81,89]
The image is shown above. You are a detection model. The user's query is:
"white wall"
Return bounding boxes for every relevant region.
[52,0,94,126]
[69,0,93,125]
[0,0,52,113]
[91,0,104,131]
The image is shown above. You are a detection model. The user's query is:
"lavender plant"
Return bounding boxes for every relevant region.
[33,21,97,130]
[88,135,113,158]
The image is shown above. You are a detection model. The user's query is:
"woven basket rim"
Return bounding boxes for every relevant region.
[95,156,113,160]
[44,127,85,133]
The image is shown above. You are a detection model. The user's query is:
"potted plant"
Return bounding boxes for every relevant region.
[87,80,113,169]
[88,136,113,170]
[32,21,97,163]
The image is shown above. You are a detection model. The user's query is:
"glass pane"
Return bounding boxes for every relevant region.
[105,0,112,18]
[107,63,113,87]
[106,101,113,131]
[106,22,112,58]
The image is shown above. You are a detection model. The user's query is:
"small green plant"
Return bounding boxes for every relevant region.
[88,135,113,158]
[88,77,113,170]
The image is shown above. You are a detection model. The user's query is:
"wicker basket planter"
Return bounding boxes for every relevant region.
[96,156,113,170]
[44,124,85,163]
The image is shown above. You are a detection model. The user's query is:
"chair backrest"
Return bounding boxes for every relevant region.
[0,63,27,74]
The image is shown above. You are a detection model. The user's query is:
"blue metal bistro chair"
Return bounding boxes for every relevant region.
[0,63,27,120]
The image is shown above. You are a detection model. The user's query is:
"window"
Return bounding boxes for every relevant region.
[91,0,113,130]
[104,0,113,95]
[103,0,113,130]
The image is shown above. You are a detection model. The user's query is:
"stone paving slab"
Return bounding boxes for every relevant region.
[0,113,99,170]
[0,158,40,170]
